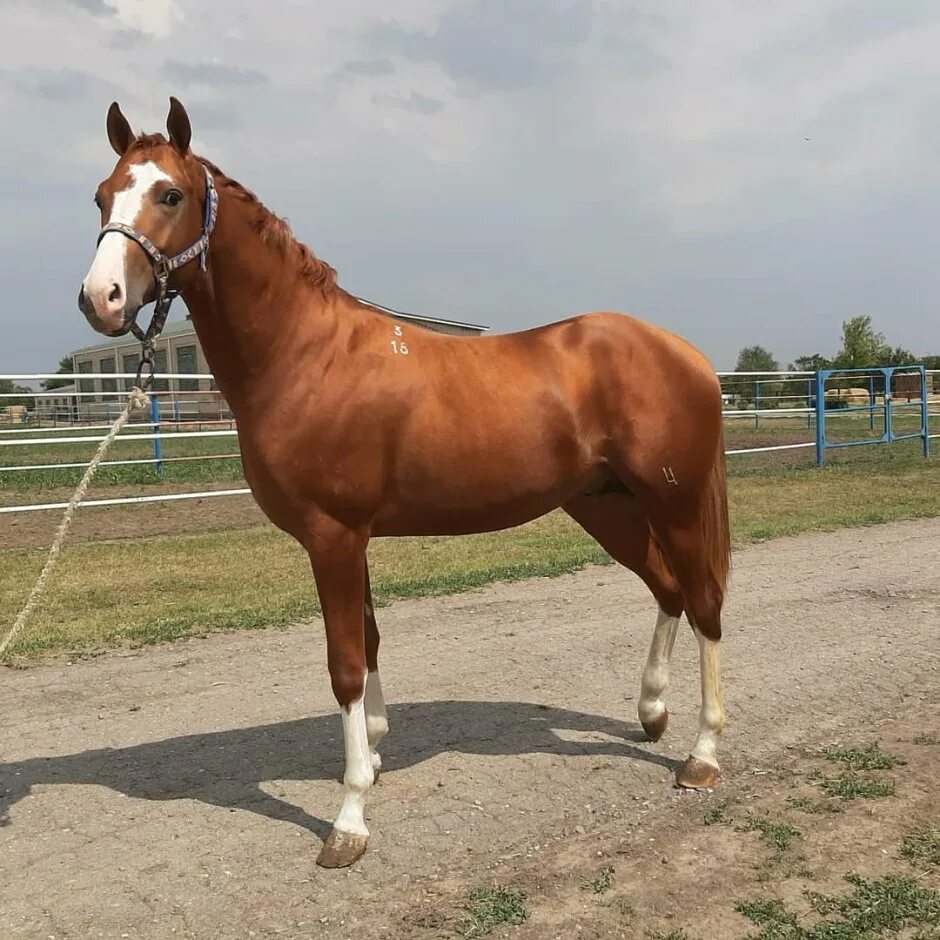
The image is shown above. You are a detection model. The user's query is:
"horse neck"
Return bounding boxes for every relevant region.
[179,186,339,413]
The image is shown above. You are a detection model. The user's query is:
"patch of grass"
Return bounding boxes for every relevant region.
[785,795,844,815]
[0,513,611,659]
[651,931,698,940]
[822,742,906,771]
[900,827,940,869]
[0,430,243,491]
[582,864,615,894]
[734,898,800,936]
[703,803,730,826]
[735,815,801,854]
[813,770,896,801]
[807,874,940,935]
[736,874,940,939]
[912,733,939,745]
[460,885,528,938]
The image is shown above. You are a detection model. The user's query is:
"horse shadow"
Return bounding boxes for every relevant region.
[0,700,679,841]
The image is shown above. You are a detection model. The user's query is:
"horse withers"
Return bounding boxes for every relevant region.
[78,98,731,869]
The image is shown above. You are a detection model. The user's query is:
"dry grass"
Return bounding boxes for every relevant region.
[2,450,940,659]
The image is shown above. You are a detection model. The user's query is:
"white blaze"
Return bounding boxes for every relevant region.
[83,162,172,310]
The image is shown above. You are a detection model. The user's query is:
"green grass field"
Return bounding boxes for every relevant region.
[2,440,939,661]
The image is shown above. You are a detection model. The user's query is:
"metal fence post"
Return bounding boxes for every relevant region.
[755,379,761,430]
[814,371,825,466]
[807,378,812,429]
[868,375,875,431]
[151,393,163,476]
[921,367,930,459]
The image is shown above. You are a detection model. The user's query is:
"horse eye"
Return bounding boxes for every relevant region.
[163,189,183,207]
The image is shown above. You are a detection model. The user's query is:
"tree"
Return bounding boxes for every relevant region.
[40,355,75,391]
[0,379,34,410]
[832,316,889,369]
[790,353,831,372]
[735,345,779,373]
[884,345,916,367]
[731,345,780,404]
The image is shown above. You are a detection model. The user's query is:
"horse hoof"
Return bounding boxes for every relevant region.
[316,829,368,869]
[371,751,382,781]
[675,756,720,790]
[640,708,669,742]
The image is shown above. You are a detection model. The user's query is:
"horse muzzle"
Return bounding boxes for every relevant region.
[77,284,140,337]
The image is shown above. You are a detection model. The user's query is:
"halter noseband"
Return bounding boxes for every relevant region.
[96,164,219,354]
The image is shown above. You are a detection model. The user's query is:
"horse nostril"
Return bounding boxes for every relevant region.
[108,282,123,304]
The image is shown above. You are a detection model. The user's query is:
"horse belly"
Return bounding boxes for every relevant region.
[373,417,598,536]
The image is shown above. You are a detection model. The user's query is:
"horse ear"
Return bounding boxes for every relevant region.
[166,96,192,154]
[106,101,135,156]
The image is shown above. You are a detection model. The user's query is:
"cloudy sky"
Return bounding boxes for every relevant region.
[2,0,939,372]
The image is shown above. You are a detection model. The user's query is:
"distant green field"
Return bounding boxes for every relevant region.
[3,405,936,495]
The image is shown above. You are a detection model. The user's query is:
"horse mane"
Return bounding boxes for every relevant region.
[127,134,338,293]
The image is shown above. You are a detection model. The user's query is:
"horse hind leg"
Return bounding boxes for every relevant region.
[652,515,728,790]
[638,605,681,742]
[563,493,684,742]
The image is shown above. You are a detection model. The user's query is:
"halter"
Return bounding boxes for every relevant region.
[96,164,219,385]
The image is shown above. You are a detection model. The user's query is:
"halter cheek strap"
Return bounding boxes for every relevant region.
[96,165,219,352]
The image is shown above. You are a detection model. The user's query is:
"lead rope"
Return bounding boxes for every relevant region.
[0,383,151,662]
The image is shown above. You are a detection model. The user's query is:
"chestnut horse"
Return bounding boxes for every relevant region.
[78,99,731,869]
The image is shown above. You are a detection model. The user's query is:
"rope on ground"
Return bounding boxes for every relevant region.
[0,386,151,662]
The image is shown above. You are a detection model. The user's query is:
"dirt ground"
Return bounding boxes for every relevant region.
[0,485,263,550]
[0,518,938,939]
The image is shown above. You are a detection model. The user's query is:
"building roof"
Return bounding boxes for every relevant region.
[354,297,489,333]
[70,301,489,358]
[70,319,196,356]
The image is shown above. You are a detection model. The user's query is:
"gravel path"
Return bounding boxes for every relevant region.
[1,518,938,938]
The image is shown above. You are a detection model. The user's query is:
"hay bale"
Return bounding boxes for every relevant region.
[1,405,27,424]
[825,387,870,406]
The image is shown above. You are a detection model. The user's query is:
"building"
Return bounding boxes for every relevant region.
[63,303,488,422]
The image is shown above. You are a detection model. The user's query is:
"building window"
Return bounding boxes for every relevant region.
[152,348,169,392]
[176,345,199,391]
[77,360,94,394]
[122,354,138,390]
[99,356,116,393]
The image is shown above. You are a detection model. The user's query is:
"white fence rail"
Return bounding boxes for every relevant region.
[1,369,937,516]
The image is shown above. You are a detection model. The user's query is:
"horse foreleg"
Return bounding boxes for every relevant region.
[308,522,374,869]
[363,562,388,777]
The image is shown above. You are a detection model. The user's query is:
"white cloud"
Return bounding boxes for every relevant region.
[104,0,182,38]
[2,0,940,369]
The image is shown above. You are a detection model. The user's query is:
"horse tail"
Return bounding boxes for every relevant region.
[703,425,732,601]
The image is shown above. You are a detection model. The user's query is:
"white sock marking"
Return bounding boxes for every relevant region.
[638,608,680,726]
[333,689,373,836]
[690,628,724,768]
[364,669,388,773]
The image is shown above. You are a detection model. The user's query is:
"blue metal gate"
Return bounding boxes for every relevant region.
[813,366,930,465]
